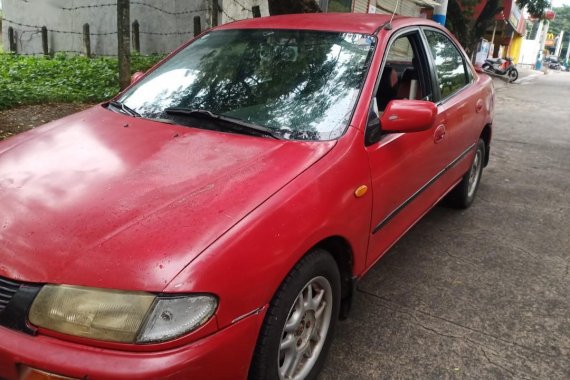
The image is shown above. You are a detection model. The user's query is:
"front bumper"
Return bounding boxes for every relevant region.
[0,309,265,380]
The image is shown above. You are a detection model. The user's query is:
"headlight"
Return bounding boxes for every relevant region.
[29,285,217,344]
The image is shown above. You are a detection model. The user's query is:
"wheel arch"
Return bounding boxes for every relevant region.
[480,124,492,167]
[312,236,355,320]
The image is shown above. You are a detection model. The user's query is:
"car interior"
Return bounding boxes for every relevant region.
[377,34,428,110]
[366,32,432,145]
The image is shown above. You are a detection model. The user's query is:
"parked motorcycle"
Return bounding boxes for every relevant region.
[545,56,562,70]
[482,57,518,82]
[549,62,561,70]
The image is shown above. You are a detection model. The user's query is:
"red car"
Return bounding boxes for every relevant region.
[0,13,493,380]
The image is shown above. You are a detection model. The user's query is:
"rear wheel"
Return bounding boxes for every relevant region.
[249,250,341,380]
[507,67,518,82]
[446,138,485,209]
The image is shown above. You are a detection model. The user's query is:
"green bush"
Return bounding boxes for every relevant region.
[0,53,164,110]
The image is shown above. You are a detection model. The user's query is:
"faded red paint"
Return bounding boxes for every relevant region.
[0,14,494,379]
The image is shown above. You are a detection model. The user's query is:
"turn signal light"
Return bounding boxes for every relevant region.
[354,185,368,198]
[20,367,79,380]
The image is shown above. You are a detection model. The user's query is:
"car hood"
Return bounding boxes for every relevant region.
[0,106,335,291]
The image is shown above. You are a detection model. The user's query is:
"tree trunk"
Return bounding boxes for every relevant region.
[117,0,131,91]
[446,0,502,58]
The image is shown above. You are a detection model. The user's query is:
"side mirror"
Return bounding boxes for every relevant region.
[381,99,437,133]
[130,71,145,84]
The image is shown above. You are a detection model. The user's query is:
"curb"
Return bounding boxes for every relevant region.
[516,73,542,84]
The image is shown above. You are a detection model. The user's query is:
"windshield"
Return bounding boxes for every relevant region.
[119,29,375,140]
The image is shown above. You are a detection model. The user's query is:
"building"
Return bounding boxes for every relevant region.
[471,0,526,62]
[351,0,438,17]
[517,9,556,68]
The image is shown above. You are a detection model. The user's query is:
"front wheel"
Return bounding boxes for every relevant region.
[446,139,486,209]
[482,63,493,73]
[249,250,341,380]
[507,67,518,82]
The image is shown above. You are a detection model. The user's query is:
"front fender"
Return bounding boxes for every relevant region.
[164,126,373,328]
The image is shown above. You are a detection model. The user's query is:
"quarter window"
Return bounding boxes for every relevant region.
[424,30,469,99]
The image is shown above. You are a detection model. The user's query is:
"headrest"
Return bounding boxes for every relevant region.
[380,66,398,89]
[401,68,418,81]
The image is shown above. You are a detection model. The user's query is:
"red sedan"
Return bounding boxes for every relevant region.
[0,13,493,380]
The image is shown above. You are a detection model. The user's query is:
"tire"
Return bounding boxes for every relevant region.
[446,138,486,209]
[249,250,341,380]
[482,63,492,73]
[507,67,518,82]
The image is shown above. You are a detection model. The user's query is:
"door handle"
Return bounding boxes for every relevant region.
[476,99,484,113]
[434,124,446,144]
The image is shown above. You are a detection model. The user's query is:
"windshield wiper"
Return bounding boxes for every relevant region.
[109,100,141,118]
[163,108,281,139]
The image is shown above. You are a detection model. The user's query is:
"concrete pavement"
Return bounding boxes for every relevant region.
[320,71,570,379]
[490,67,543,90]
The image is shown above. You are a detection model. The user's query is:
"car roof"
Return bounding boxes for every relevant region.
[215,13,442,35]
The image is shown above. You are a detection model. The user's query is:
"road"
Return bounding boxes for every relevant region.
[320,71,570,379]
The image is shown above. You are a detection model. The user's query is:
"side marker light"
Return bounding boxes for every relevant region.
[354,185,368,198]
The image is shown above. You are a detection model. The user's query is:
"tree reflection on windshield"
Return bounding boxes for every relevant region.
[120,30,375,141]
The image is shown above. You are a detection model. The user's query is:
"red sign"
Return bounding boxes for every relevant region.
[544,10,556,20]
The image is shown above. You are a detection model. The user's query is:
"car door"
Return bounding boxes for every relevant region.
[365,28,446,267]
[420,27,486,191]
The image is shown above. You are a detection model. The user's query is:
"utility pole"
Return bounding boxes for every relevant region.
[534,20,547,70]
[554,31,564,57]
[538,21,550,59]
[117,0,131,90]
[565,35,570,64]
[433,0,448,26]
[490,21,497,58]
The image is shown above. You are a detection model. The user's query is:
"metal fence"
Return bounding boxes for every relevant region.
[2,0,264,57]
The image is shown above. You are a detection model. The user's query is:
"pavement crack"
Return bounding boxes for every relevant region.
[481,349,529,380]
[440,246,480,267]
[358,290,454,337]
[493,138,533,145]
[512,245,569,277]
[424,236,480,267]
[493,137,568,152]
[512,245,539,259]
[357,287,484,347]
[356,287,559,359]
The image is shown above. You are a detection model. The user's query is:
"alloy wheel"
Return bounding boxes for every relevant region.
[467,148,483,199]
[278,276,333,380]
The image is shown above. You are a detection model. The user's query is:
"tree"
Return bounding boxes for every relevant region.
[517,0,550,18]
[446,0,551,56]
[446,0,502,56]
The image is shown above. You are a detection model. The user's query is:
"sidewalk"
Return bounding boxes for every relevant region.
[490,66,544,90]
[517,66,545,79]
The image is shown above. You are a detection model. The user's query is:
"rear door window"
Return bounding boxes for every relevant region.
[423,30,470,100]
